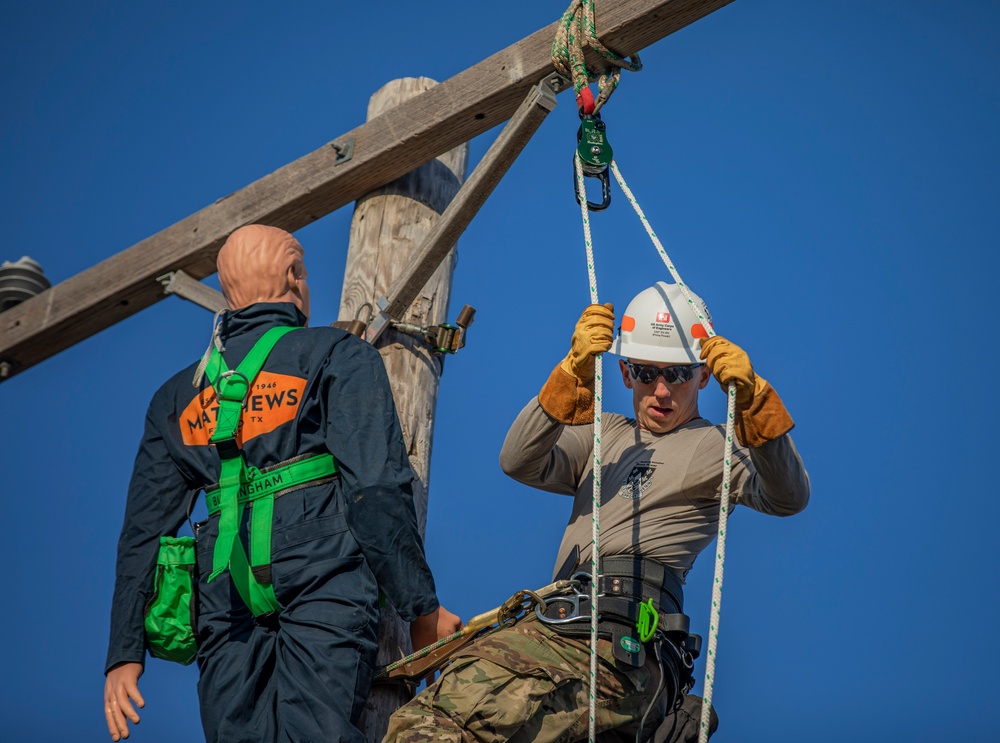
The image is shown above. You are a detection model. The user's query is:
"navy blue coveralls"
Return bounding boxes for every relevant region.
[106,303,440,742]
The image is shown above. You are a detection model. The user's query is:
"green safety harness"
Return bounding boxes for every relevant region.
[203,325,338,617]
[145,325,340,663]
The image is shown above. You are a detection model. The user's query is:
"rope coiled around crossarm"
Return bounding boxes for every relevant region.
[551,0,642,114]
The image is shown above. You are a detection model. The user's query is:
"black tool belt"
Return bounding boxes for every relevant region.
[538,555,700,669]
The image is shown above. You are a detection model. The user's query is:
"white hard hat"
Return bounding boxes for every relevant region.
[610,282,713,364]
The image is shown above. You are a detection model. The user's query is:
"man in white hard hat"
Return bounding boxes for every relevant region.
[385,281,809,743]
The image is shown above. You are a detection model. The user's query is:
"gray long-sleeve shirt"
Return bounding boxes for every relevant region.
[499,399,810,582]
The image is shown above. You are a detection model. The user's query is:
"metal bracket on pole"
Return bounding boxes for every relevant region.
[330,138,355,165]
[389,305,477,356]
[158,270,229,314]
[364,80,557,345]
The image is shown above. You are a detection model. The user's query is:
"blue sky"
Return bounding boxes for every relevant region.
[2,1,999,741]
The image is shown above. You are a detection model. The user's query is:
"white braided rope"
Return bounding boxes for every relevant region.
[610,160,737,743]
[574,153,602,743]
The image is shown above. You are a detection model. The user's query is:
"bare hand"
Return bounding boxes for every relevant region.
[104,662,144,741]
[410,605,463,686]
[409,605,463,653]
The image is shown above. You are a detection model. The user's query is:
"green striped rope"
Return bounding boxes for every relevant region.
[551,0,642,114]
[573,151,603,743]
[609,159,736,743]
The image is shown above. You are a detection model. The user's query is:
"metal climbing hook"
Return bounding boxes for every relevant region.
[574,113,613,211]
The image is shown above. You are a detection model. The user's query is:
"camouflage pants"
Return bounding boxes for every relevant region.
[383,616,668,743]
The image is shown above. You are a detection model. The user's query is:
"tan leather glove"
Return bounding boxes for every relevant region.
[700,335,794,447]
[699,336,756,407]
[559,303,615,380]
[539,303,614,425]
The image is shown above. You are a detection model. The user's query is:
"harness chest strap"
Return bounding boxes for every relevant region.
[205,452,339,587]
[204,453,340,513]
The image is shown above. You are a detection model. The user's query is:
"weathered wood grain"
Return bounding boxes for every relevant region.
[343,78,468,742]
[371,82,555,337]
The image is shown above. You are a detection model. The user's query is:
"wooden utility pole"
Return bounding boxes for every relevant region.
[340,78,469,742]
[0,0,734,383]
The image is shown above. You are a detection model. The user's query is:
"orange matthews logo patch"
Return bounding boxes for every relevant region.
[180,371,306,447]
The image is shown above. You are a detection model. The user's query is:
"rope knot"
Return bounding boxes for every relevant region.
[551,0,642,116]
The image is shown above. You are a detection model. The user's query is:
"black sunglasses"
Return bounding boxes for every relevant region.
[625,361,704,386]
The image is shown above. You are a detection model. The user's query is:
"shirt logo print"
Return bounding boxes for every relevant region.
[615,463,656,500]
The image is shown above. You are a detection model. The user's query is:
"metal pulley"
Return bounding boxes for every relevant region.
[574,114,613,211]
[391,304,476,355]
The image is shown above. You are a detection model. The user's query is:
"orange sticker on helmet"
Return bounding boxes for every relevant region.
[621,315,636,332]
[180,371,306,447]
[690,323,710,339]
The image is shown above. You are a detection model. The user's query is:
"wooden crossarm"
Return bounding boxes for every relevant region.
[0,0,734,381]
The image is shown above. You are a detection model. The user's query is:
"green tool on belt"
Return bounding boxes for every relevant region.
[636,598,659,643]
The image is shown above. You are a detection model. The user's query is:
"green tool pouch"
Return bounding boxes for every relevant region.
[143,536,198,665]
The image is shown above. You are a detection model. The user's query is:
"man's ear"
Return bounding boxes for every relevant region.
[697,364,711,390]
[620,359,634,390]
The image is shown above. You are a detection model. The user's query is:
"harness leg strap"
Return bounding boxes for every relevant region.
[228,535,280,616]
[249,495,275,586]
[209,455,244,583]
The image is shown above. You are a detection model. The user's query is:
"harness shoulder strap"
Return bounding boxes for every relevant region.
[209,326,296,443]
[205,325,298,617]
